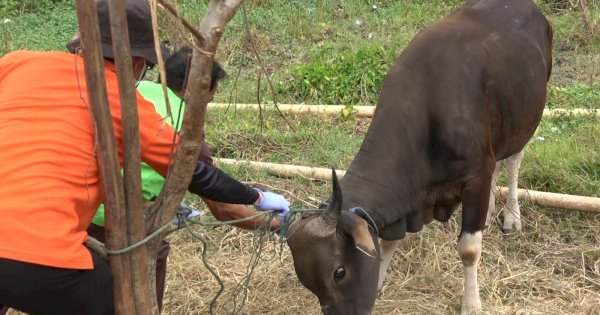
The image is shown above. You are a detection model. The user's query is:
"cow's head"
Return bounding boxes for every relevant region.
[286,169,381,315]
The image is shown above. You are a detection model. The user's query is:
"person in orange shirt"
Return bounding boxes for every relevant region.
[84,46,287,313]
[0,1,289,314]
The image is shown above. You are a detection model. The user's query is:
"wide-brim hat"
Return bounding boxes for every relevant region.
[67,0,169,65]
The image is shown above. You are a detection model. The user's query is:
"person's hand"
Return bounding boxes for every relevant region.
[254,189,291,219]
[172,203,203,226]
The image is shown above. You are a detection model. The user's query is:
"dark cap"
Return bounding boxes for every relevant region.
[67,0,169,65]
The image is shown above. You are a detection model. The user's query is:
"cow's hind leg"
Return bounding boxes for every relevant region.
[501,150,524,233]
[378,239,401,290]
[485,160,502,228]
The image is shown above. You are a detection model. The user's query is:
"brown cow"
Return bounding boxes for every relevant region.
[286,0,553,314]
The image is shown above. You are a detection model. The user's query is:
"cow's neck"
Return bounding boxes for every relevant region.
[341,97,430,236]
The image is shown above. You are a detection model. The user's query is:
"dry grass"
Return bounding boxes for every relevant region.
[160,176,600,315]
[5,176,599,315]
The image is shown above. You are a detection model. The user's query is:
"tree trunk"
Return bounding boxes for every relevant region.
[73,1,136,314]
[74,0,247,314]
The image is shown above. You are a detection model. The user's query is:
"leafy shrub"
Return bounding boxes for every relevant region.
[0,0,69,17]
[547,83,600,109]
[277,45,395,105]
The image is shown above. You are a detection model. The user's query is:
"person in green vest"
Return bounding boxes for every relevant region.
[87,46,287,312]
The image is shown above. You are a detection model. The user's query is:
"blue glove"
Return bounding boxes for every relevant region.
[172,203,203,226]
[254,189,291,219]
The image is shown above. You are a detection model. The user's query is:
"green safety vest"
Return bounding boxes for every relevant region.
[92,81,185,227]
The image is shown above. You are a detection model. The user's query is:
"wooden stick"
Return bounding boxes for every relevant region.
[215,158,600,213]
[208,103,600,119]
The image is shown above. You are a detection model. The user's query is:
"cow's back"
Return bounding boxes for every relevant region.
[395,0,552,159]
[341,0,552,237]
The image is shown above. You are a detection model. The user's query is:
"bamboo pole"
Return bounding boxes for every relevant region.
[208,103,376,117]
[497,187,600,213]
[217,158,346,179]
[215,158,600,213]
[207,103,600,119]
[73,1,135,314]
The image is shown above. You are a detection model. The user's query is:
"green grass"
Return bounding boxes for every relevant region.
[205,109,365,168]
[0,1,76,54]
[203,108,600,198]
[522,115,600,197]
[547,83,600,108]
[2,0,599,198]
[2,0,598,108]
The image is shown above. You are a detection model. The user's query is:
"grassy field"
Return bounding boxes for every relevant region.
[2,0,600,314]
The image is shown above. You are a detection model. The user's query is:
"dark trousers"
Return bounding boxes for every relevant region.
[0,225,170,315]
[0,248,114,315]
[87,223,171,312]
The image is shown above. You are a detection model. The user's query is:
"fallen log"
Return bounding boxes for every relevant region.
[215,158,600,213]
[208,103,600,120]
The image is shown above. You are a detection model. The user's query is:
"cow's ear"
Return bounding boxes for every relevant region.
[343,216,381,260]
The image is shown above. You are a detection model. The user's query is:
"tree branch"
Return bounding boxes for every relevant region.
[147,0,246,240]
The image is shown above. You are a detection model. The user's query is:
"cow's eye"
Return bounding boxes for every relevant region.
[334,267,346,282]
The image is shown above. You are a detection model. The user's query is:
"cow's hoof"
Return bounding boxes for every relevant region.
[461,298,481,315]
[460,305,481,315]
[502,219,522,234]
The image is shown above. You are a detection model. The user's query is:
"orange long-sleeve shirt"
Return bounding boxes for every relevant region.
[0,51,175,269]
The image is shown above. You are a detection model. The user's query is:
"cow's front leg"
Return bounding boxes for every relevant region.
[457,231,482,315]
[502,150,524,233]
[458,167,491,314]
[378,239,401,290]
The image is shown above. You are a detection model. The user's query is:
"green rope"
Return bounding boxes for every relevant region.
[188,210,276,227]
[89,207,322,315]
[178,213,226,315]
[104,221,173,255]
[220,214,278,314]
[176,207,321,315]
[102,208,321,256]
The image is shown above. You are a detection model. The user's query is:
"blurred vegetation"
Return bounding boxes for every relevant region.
[276,45,394,105]
[1,0,599,197]
[1,0,598,107]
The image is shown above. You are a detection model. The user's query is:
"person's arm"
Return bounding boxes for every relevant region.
[202,198,282,231]
[135,94,258,204]
[187,160,260,205]
[136,96,288,213]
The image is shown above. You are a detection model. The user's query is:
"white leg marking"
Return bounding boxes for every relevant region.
[378,239,401,290]
[457,231,483,315]
[502,150,524,232]
[485,161,502,227]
